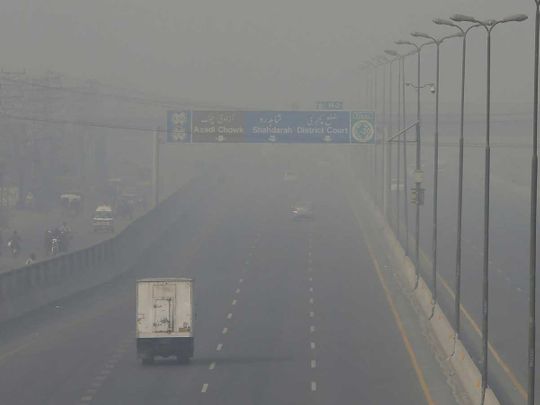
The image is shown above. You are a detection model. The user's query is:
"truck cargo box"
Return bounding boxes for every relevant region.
[136,278,194,364]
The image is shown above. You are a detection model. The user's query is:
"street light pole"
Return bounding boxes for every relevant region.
[395,40,432,285]
[411,30,463,317]
[452,13,528,404]
[402,55,409,256]
[530,2,540,404]
[386,49,406,241]
[385,51,400,228]
[434,17,481,339]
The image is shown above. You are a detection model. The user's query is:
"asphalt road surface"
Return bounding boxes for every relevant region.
[0,147,462,405]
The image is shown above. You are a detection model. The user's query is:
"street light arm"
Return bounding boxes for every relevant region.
[464,23,483,35]
[412,31,436,42]
[441,32,464,42]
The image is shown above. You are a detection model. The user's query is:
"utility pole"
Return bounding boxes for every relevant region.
[153,128,160,207]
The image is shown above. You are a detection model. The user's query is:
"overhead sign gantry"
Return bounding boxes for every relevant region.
[166,110,374,144]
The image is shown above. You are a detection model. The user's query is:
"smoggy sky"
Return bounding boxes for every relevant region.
[0,0,534,110]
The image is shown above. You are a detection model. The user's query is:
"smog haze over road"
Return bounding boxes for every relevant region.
[1,1,540,405]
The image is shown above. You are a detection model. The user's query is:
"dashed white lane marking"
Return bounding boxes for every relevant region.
[209,362,216,370]
[236,288,241,294]
[309,287,313,293]
[309,277,313,282]
[308,267,313,272]
[81,396,93,402]
[311,381,317,391]
[309,298,314,304]
[309,311,315,318]
[201,383,209,393]
[311,360,317,369]
[517,287,523,293]
[311,342,316,350]
[222,327,228,334]
[232,299,237,306]
[227,313,233,320]
[216,343,223,351]
[310,325,315,333]
[239,278,244,283]
[245,260,250,265]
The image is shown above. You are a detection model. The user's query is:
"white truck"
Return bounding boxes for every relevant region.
[136,278,194,364]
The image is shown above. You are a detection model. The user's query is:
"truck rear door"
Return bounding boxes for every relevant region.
[152,284,176,333]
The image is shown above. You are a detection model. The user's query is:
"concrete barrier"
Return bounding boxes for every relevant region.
[358,182,500,405]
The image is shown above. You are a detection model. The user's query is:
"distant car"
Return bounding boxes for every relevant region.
[284,171,297,182]
[292,202,313,219]
[93,205,114,232]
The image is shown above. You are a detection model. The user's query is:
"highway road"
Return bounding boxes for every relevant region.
[0,147,462,405]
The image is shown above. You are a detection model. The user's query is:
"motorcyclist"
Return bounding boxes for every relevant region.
[25,253,36,265]
[58,222,72,252]
[44,229,53,255]
[8,230,21,249]
[50,238,59,256]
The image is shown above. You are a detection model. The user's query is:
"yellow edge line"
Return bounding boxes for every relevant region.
[418,249,527,399]
[366,239,435,405]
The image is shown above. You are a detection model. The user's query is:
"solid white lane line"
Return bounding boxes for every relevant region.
[309,311,315,318]
[217,343,223,351]
[222,327,228,334]
[227,313,233,319]
[310,325,315,333]
[311,342,316,350]
[209,362,216,370]
[201,383,209,393]
[311,381,317,391]
[232,299,237,306]
[311,360,317,369]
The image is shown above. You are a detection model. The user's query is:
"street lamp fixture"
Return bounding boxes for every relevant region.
[405,82,435,93]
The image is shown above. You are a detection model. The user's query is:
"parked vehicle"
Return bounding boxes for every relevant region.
[60,193,83,216]
[93,205,114,233]
[136,278,194,364]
